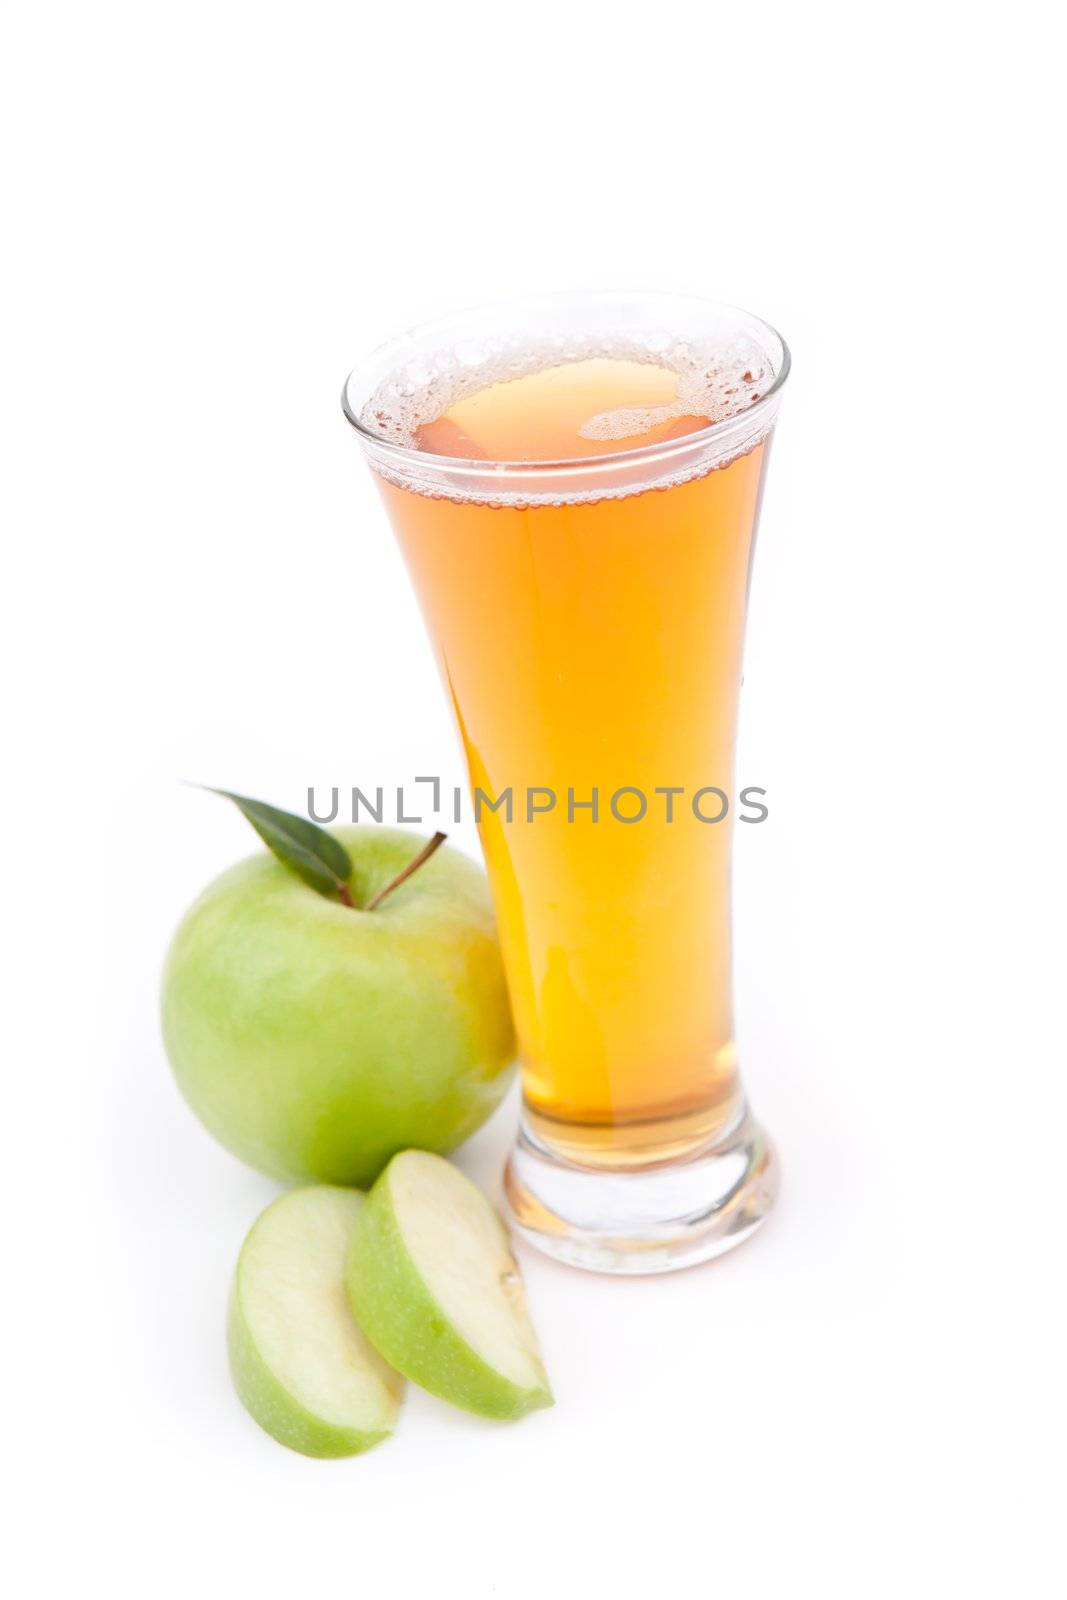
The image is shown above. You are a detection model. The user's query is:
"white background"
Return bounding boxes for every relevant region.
[3,3,1064,1595]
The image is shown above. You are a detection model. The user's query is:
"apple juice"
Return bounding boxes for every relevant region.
[365,344,773,1168]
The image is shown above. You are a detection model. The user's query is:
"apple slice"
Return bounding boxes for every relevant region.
[347,1150,553,1420]
[228,1186,404,1457]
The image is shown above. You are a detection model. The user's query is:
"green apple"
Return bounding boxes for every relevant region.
[228,1185,403,1456]
[161,827,515,1186]
[347,1150,553,1420]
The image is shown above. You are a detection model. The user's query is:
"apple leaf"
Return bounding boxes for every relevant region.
[206,788,354,904]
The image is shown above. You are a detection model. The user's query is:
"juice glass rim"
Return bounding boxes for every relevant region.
[341,290,791,485]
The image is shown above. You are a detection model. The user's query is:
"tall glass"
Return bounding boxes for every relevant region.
[343,293,789,1273]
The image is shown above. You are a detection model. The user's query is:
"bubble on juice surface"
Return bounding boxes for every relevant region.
[577,335,772,441]
[359,330,778,453]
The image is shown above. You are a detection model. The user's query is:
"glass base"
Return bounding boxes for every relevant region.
[504,1105,779,1275]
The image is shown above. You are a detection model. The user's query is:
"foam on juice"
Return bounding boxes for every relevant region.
[356,327,782,504]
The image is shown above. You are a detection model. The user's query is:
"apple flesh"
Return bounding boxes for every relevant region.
[228,1186,404,1457]
[347,1151,553,1420]
[161,828,515,1186]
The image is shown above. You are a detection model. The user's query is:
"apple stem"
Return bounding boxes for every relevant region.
[364,831,448,912]
[338,883,355,908]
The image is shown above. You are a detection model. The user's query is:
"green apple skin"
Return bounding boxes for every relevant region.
[228,1186,403,1458]
[347,1154,553,1421]
[229,1285,387,1458]
[161,828,515,1186]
